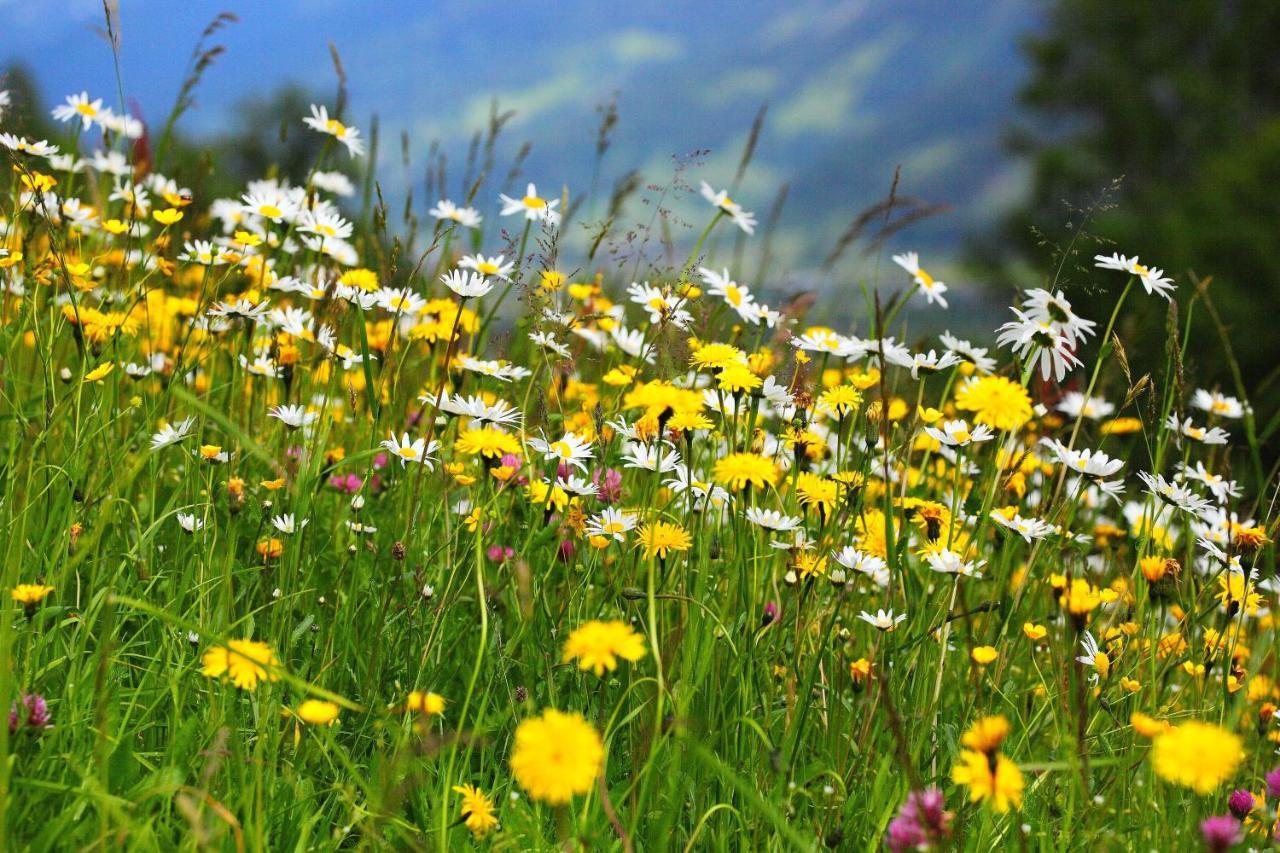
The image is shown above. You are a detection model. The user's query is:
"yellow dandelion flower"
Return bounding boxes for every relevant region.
[296,699,340,726]
[10,584,54,607]
[954,375,1032,432]
[1131,712,1173,738]
[1151,721,1243,794]
[452,784,499,838]
[201,639,280,691]
[713,452,777,491]
[83,362,114,383]
[562,619,647,676]
[509,709,604,805]
[961,715,1010,753]
[951,750,1024,813]
[406,690,446,716]
[636,521,692,560]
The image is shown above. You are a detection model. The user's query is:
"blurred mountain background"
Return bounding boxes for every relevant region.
[4,0,1280,430]
[1,1,1034,299]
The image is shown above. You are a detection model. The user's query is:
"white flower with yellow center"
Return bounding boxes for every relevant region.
[699,181,756,234]
[1191,389,1244,420]
[528,431,594,472]
[381,433,439,468]
[303,104,365,157]
[858,609,906,632]
[499,182,561,225]
[891,251,949,308]
[1094,252,1175,300]
[584,508,638,542]
[429,199,482,228]
[51,91,103,130]
[459,254,514,280]
[924,418,993,447]
[241,191,297,224]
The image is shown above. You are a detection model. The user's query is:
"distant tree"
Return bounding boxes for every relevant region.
[214,85,334,188]
[998,0,1280,427]
[154,85,348,203]
[0,64,56,141]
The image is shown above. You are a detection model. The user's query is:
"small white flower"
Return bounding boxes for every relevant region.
[498,182,561,225]
[699,181,756,234]
[458,253,513,280]
[744,507,803,532]
[584,508,638,542]
[268,404,318,430]
[1094,253,1175,300]
[270,513,309,535]
[302,104,365,157]
[858,608,907,632]
[924,419,993,447]
[151,417,196,451]
[528,431,594,471]
[429,199,482,228]
[925,548,985,578]
[380,433,440,468]
[1191,389,1245,419]
[891,251,949,308]
[440,269,494,299]
[177,512,204,534]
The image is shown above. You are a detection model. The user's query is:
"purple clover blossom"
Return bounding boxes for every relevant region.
[761,601,779,627]
[1266,767,1280,800]
[886,788,951,852]
[328,473,363,494]
[885,815,927,852]
[592,467,623,503]
[1227,788,1254,820]
[1199,815,1243,852]
[8,694,50,735]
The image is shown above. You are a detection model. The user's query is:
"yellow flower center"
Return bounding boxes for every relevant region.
[522,195,547,209]
[260,204,283,219]
[324,118,347,136]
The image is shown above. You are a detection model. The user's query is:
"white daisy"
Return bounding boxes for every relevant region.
[498,182,561,225]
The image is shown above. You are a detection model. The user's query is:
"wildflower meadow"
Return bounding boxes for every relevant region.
[2,25,1280,853]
